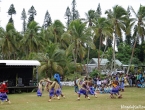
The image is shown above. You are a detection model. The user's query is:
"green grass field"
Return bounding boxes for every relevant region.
[0,87,145,110]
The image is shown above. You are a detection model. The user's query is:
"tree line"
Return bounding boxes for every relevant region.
[0,0,145,78]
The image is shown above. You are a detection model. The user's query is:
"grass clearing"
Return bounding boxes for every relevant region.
[1,87,145,110]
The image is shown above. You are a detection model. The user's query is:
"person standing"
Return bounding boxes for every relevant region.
[37,80,43,97]
[131,74,136,87]
[119,74,124,92]
[74,77,79,93]
[0,81,11,104]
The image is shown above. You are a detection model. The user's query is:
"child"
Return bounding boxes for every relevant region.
[95,86,100,94]
[137,80,142,88]
[108,85,112,93]
[0,81,11,104]
[99,85,104,94]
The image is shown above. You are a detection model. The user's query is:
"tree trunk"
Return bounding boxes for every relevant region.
[86,46,90,77]
[98,35,102,70]
[126,36,138,74]
[99,41,108,64]
[113,35,116,72]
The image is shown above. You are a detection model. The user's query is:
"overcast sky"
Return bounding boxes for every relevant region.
[0,0,145,32]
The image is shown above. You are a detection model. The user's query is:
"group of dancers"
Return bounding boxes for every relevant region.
[74,75,123,100]
[0,73,123,104]
[37,73,123,102]
[37,73,65,102]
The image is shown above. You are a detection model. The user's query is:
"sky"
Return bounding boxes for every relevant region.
[0,0,145,32]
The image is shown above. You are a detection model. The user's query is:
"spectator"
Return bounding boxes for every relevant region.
[128,74,132,87]
[131,74,136,87]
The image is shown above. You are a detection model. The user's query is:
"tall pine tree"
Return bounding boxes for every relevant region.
[28,6,36,24]
[65,7,71,27]
[8,4,16,24]
[21,8,27,33]
[43,10,52,29]
[72,0,76,20]
[71,0,79,20]
[96,3,101,17]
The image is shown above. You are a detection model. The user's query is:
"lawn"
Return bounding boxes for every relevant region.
[1,87,145,110]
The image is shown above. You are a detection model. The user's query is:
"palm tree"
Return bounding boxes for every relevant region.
[85,9,96,26]
[21,21,41,56]
[92,17,113,70]
[130,5,145,44]
[85,9,96,75]
[126,5,145,74]
[105,5,127,72]
[0,23,18,59]
[64,19,95,74]
[36,43,65,78]
[47,20,65,44]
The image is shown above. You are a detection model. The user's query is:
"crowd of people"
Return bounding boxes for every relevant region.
[90,72,145,91]
[74,72,145,99]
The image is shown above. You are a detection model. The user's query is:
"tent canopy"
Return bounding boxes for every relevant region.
[0,60,41,66]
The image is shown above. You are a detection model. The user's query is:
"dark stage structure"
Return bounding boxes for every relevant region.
[0,60,41,93]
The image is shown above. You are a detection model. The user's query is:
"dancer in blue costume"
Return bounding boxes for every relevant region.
[88,78,97,98]
[110,78,122,99]
[46,73,65,102]
[77,77,90,100]
[37,80,44,97]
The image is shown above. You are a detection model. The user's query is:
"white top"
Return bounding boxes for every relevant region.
[0,60,41,66]
[97,80,102,85]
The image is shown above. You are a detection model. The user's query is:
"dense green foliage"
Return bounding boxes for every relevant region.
[0,1,145,77]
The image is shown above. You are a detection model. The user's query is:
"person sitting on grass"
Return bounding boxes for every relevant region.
[95,85,100,94]
[136,80,142,88]
[104,85,109,93]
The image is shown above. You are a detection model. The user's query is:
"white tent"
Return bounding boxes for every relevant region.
[0,60,41,66]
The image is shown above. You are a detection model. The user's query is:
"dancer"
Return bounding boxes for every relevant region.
[46,73,65,102]
[88,78,97,98]
[37,80,44,97]
[110,77,122,99]
[0,81,11,104]
[77,77,90,100]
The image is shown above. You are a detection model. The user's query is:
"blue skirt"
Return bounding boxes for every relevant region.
[49,88,61,97]
[110,86,119,94]
[78,89,87,95]
[0,92,8,101]
[88,87,95,95]
[37,89,42,96]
